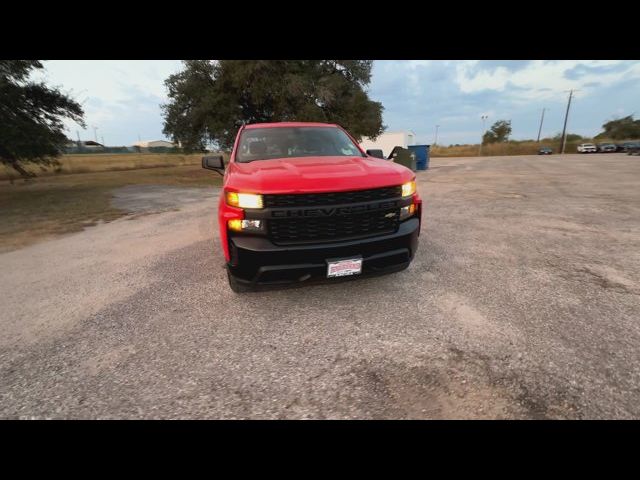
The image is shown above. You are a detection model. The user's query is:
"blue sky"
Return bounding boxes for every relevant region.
[36,60,640,146]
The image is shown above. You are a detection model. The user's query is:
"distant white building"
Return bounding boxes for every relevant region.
[132,140,175,148]
[359,131,416,158]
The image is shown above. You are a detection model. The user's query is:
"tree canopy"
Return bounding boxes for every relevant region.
[594,115,640,140]
[0,60,85,177]
[482,120,512,144]
[162,60,385,151]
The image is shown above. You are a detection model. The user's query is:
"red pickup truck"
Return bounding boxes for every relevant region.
[202,122,422,292]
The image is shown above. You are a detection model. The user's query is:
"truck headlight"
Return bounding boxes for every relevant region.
[399,203,417,220]
[226,192,264,209]
[401,180,416,197]
[228,219,263,232]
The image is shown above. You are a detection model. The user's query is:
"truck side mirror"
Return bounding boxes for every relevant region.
[366,149,385,159]
[202,155,225,174]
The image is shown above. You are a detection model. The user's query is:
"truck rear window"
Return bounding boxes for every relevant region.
[235,127,365,163]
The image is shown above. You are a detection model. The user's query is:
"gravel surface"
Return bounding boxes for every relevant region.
[1,154,639,419]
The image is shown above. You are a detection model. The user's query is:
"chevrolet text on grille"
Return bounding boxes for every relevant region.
[271,200,400,217]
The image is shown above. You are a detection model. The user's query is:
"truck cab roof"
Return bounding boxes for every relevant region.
[244,122,338,129]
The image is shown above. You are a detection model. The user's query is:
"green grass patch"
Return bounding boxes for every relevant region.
[0,164,222,252]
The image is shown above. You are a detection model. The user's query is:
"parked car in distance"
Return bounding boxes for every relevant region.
[577,143,597,153]
[626,143,640,155]
[597,143,617,153]
[616,141,639,152]
[538,146,553,155]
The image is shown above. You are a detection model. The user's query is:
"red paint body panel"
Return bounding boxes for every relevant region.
[224,156,414,194]
[217,122,419,262]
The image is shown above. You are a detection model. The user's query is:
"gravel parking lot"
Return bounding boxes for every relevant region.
[1,153,639,419]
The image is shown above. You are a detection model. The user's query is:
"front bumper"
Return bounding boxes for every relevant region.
[227,217,420,286]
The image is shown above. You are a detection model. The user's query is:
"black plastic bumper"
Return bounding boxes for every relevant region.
[227,218,420,286]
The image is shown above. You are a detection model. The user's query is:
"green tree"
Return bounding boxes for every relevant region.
[0,60,85,178]
[482,120,512,144]
[594,115,640,140]
[162,60,385,151]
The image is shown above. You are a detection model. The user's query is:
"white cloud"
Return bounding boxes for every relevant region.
[407,60,432,69]
[32,60,183,143]
[455,60,640,103]
[36,60,182,101]
[407,72,421,95]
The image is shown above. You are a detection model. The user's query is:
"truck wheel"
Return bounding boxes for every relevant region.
[227,269,254,293]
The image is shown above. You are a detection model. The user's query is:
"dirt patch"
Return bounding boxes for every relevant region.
[335,355,524,419]
[84,344,138,376]
[111,185,219,214]
[575,266,639,295]
[440,293,519,344]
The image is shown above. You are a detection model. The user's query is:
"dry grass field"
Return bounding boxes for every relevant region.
[428,136,633,157]
[430,140,590,157]
[0,153,228,181]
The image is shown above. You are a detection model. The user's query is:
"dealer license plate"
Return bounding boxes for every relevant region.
[326,257,363,278]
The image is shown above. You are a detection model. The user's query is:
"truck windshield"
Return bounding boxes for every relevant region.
[235,127,365,163]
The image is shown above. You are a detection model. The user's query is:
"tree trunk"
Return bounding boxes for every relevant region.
[8,160,36,179]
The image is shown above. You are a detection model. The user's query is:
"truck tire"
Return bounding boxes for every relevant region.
[227,269,254,293]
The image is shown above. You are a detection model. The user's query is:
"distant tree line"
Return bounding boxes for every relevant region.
[594,115,640,140]
[478,115,640,147]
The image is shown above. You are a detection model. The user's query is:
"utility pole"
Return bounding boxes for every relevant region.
[537,108,546,143]
[93,126,98,143]
[479,115,488,156]
[101,136,105,147]
[76,130,82,152]
[434,125,440,146]
[560,90,578,154]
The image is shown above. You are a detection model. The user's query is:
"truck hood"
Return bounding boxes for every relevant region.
[224,156,415,194]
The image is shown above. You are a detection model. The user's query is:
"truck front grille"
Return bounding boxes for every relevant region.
[268,208,400,244]
[264,186,405,245]
[263,186,402,208]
